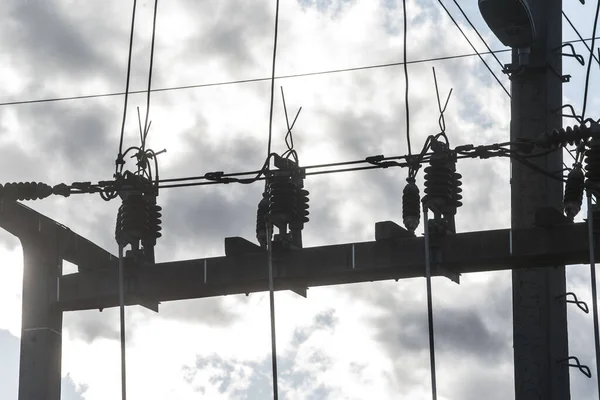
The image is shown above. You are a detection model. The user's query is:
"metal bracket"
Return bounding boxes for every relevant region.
[503,63,571,83]
[426,219,460,284]
[558,356,592,378]
[556,292,589,314]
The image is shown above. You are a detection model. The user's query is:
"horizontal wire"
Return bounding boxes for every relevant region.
[156,164,398,189]
[3,52,514,107]
[3,36,597,108]
[5,35,596,109]
[158,155,411,185]
[4,36,598,108]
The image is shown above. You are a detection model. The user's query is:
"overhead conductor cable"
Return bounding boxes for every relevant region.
[423,207,437,400]
[265,0,281,398]
[115,1,138,398]
[586,192,600,396]
[586,129,600,395]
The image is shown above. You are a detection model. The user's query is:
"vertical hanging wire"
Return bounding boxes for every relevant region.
[266,222,279,399]
[116,0,138,178]
[118,244,127,400]
[266,0,281,159]
[402,0,411,156]
[265,1,281,398]
[586,192,600,395]
[423,207,438,400]
[581,0,600,121]
[114,1,138,398]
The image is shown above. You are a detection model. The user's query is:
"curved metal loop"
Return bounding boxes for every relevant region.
[553,104,583,123]
[560,43,586,65]
[557,292,590,313]
[558,356,592,378]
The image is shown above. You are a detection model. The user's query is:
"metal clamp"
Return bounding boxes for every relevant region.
[556,292,590,314]
[503,63,571,83]
[558,356,592,378]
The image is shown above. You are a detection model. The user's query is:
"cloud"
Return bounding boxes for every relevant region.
[2,0,596,399]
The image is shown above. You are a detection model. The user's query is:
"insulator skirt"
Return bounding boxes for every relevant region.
[115,194,161,246]
[537,124,592,149]
[564,167,584,219]
[1,182,53,201]
[586,139,600,185]
[402,180,420,232]
[268,179,297,225]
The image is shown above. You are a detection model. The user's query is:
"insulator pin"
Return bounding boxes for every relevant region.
[402,179,420,233]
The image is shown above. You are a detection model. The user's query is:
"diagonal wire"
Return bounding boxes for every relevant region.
[402,0,412,155]
[566,147,578,163]
[435,0,511,98]
[280,87,302,163]
[581,0,600,120]
[450,0,505,70]
[116,0,138,177]
[142,0,160,146]
[563,11,600,66]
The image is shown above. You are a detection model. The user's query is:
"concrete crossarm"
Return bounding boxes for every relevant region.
[57,221,590,312]
[0,200,117,272]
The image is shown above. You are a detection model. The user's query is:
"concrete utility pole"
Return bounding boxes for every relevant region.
[510,0,570,398]
[0,201,116,400]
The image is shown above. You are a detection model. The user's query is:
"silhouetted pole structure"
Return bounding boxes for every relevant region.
[510,0,570,398]
[0,201,117,400]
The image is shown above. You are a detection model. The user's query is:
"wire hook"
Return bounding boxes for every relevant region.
[556,292,590,314]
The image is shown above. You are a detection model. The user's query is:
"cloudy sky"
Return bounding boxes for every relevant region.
[0,0,599,399]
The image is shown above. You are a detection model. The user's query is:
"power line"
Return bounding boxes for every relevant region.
[265,1,281,399]
[450,0,504,70]
[402,0,412,155]
[4,52,517,107]
[116,2,138,398]
[115,0,138,178]
[1,37,597,108]
[435,0,511,98]
[581,1,600,120]
[142,0,160,141]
